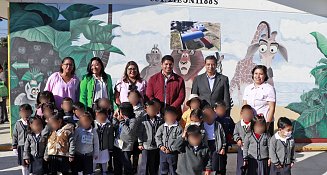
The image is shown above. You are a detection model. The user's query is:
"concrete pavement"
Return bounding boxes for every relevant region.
[2,123,327,174]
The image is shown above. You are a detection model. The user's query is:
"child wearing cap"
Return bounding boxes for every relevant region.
[180,94,201,129]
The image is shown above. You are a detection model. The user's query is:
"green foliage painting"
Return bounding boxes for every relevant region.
[9,3,124,131]
[286,32,327,138]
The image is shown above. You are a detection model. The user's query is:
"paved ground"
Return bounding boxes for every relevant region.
[1,123,327,175]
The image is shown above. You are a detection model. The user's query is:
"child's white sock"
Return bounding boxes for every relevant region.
[77,172,83,175]
[21,166,28,175]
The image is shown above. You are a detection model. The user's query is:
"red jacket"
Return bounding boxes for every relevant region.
[146,72,185,116]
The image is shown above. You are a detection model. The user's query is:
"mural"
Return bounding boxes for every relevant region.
[170,21,221,50]
[108,4,327,139]
[229,21,288,106]
[286,32,327,138]
[140,44,162,81]
[9,3,124,130]
[171,49,205,109]
[9,2,327,139]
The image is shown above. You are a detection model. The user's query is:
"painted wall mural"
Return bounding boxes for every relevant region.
[229,21,288,106]
[9,3,124,130]
[9,2,327,139]
[286,32,327,138]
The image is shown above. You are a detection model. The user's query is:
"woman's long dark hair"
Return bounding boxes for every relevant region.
[123,61,142,83]
[60,57,76,75]
[87,57,108,81]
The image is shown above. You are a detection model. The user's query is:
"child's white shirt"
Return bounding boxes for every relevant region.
[164,121,178,129]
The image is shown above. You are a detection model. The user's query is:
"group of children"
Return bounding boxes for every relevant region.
[12,90,295,175]
[233,105,295,175]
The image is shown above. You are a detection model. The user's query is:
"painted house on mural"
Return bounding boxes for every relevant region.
[8,0,327,139]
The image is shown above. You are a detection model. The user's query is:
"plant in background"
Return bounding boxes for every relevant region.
[10,3,124,78]
[286,32,327,138]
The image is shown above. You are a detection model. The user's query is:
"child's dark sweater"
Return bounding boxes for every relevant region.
[175,137,211,175]
[216,115,235,147]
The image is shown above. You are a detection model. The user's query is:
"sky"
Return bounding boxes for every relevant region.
[0,19,8,38]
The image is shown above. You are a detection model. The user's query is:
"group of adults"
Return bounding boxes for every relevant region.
[43,54,276,134]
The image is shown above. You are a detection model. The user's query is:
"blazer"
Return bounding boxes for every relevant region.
[191,72,231,112]
[146,72,185,116]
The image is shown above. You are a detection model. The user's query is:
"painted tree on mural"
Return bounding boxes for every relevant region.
[286,32,327,138]
[10,3,124,78]
[9,3,124,130]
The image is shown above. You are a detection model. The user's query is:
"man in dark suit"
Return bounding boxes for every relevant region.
[191,55,231,115]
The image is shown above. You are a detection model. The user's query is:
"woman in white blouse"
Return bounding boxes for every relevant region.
[243,65,276,135]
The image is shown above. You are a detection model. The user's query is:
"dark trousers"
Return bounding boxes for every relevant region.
[112,146,133,175]
[159,151,177,175]
[208,140,227,175]
[74,153,94,174]
[236,147,244,175]
[268,122,274,136]
[132,142,141,172]
[138,149,160,175]
[270,164,291,175]
[0,97,7,122]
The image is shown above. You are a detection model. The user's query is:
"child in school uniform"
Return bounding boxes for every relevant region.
[180,94,201,129]
[66,102,85,127]
[243,114,270,175]
[214,101,235,175]
[40,102,58,139]
[60,97,74,122]
[74,112,99,175]
[112,102,138,175]
[188,109,208,144]
[94,98,113,120]
[128,89,145,118]
[233,104,254,175]
[93,107,114,174]
[23,116,46,175]
[214,101,235,149]
[137,100,164,175]
[93,98,114,172]
[44,112,75,175]
[270,117,295,175]
[202,105,227,175]
[152,98,163,118]
[128,89,145,173]
[12,104,33,175]
[175,125,212,175]
[155,106,183,175]
[35,91,56,117]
